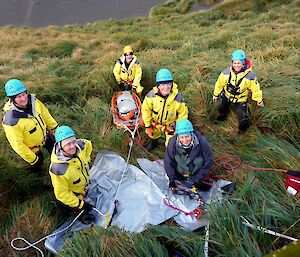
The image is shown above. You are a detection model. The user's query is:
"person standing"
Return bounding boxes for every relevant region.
[142,68,188,151]
[213,50,264,133]
[2,79,58,171]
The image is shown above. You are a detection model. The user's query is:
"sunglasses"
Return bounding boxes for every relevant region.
[124,52,133,56]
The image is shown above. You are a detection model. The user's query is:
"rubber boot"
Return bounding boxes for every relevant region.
[146,139,158,152]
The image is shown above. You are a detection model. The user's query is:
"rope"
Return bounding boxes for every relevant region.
[135,129,165,169]
[11,208,108,257]
[10,113,140,257]
[163,197,204,219]
[210,154,288,180]
[241,216,297,241]
[104,106,140,228]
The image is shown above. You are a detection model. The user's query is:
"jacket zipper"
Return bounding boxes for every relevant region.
[160,98,167,124]
[77,156,88,183]
[34,116,46,138]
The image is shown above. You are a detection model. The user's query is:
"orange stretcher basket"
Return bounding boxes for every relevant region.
[111,91,144,129]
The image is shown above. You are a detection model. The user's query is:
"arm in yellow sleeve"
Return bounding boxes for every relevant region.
[249,78,263,103]
[50,173,83,208]
[37,99,58,131]
[82,139,93,163]
[3,124,38,164]
[132,63,142,88]
[113,62,122,83]
[142,97,153,127]
[177,102,189,121]
[213,73,226,97]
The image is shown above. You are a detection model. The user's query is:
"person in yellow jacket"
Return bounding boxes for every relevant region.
[2,79,58,172]
[213,50,264,132]
[142,68,188,151]
[113,45,143,94]
[49,125,95,223]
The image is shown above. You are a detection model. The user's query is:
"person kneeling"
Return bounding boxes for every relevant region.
[164,119,213,192]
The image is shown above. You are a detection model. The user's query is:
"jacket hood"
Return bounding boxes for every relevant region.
[3,94,36,118]
[119,55,137,70]
[51,141,78,163]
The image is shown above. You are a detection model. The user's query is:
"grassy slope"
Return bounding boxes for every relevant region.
[0,0,299,256]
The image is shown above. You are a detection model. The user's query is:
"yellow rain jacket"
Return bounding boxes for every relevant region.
[2,94,58,165]
[213,63,263,104]
[113,55,143,93]
[142,83,188,144]
[49,139,92,209]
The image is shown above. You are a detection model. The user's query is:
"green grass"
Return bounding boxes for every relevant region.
[0,0,299,256]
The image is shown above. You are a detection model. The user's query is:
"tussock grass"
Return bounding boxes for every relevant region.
[0,0,299,256]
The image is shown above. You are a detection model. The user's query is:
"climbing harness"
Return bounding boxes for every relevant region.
[152,121,175,135]
[241,216,297,242]
[226,71,249,96]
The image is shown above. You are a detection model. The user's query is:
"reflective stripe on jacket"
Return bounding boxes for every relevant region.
[113,55,142,89]
[142,83,188,128]
[2,94,58,164]
[213,63,263,103]
[49,139,92,209]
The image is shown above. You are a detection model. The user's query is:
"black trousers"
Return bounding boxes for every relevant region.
[30,133,55,172]
[218,95,250,131]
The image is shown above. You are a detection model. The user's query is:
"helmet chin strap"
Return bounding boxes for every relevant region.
[60,142,77,158]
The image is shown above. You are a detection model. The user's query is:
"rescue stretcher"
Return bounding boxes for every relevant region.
[111,90,144,129]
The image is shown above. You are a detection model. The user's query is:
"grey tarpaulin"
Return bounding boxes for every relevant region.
[137,158,232,230]
[45,150,231,254]
[45,150,178,254]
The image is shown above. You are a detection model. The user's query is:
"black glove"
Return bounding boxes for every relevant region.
[118,82,125,90]
[44,131,55,153]
[169,181,176,189]
[194,181,212,192]
[82,201,94,212]
[30,152,44,173]
[80,212,95,224]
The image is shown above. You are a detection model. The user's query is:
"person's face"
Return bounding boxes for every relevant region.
[178,134,192,146]
[158,82,172,96]
[232,60,244,73]
[124,52,133,63]
[14,91,28,108]
[63,140,77,156]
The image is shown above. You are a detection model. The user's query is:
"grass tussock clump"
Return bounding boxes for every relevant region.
[0,0,299,256]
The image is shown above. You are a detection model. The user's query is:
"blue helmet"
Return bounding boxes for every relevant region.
[55,126,76,143]
[231,50,246,61]
[156,69,173,84]
[5,79,27,97]
[176,119,194,136]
